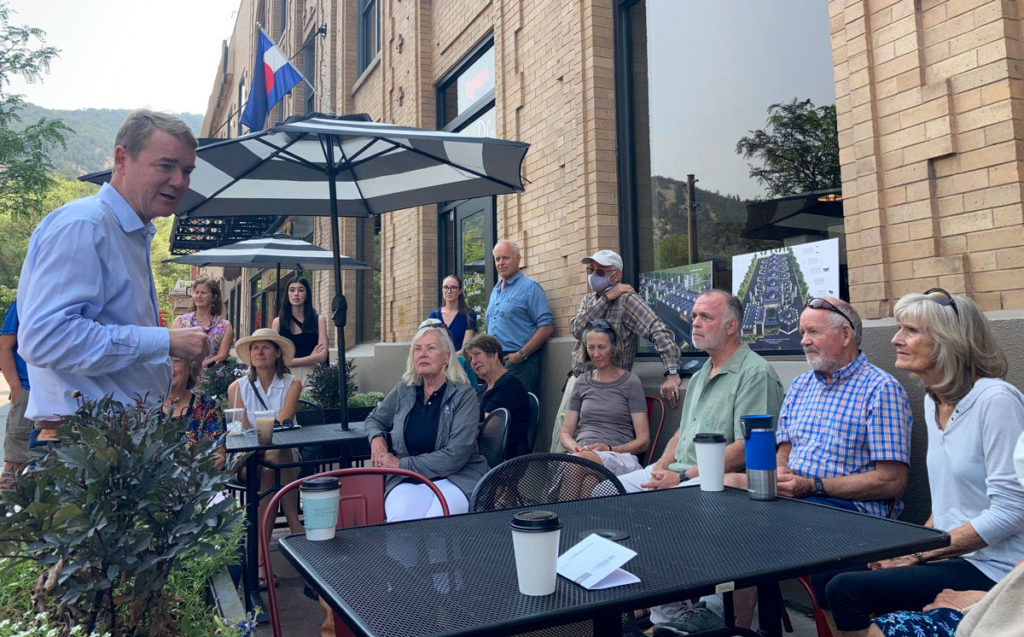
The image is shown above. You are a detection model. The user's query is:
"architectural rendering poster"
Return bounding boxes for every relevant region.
[732,238,840,353]
[638,261,714,353]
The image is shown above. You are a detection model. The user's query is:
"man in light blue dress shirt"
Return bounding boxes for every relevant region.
[485,239,554,396]
[17,110,209,427]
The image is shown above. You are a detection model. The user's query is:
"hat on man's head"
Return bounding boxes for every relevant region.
[581,249,623,270]
[235,328,295,366]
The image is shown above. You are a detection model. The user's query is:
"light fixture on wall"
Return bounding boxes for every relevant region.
[817,193,843,202]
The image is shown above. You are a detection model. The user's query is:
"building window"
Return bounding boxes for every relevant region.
[249,275,266,333]
[358,0,380,73]
[437,38,497,324]
[616,0,841,355]
[237,72,246,137]
[303,39,316,113]
[279,0,287,36]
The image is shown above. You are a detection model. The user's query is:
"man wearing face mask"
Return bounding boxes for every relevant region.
[550,249,681,452]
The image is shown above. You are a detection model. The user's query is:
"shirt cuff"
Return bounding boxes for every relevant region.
[138,326,171,364]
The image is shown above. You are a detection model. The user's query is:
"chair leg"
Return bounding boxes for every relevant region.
[776,582,794,633]
[796,576,834,637]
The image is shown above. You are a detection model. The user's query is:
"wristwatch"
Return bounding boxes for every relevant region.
[518,349,529,361]
[813,477,827,497]
[677,471,689,482]
[664,368,679,377]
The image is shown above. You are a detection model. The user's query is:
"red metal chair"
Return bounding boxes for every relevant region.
[644,395,666,465]
[260,467,451,637]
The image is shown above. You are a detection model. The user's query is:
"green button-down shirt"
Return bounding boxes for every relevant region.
[668,344,785,473]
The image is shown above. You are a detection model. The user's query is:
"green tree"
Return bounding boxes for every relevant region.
[735,98,840,198]
[152,217,190,314]
[0,2,71,218]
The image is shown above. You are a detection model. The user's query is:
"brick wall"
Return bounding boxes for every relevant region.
[832,0,1024,317]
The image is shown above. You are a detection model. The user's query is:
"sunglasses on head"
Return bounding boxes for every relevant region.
[923,288,959,318]
[419,318,448,330]
[805,297,855,329]
[585,320,613,331]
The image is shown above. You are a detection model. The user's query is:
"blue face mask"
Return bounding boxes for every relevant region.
[588,272,613,293]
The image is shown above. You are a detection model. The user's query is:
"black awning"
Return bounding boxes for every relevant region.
[743,189,843,240]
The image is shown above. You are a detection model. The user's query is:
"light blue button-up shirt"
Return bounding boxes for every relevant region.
[17,183,171,421]
[485,271,554,352]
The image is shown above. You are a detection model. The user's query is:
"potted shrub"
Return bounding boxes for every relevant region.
[306,360,382,421]
[0,394,246,636]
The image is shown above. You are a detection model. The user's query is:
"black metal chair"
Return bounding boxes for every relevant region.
[295,399,326,426]
[470,452,626,512]
[526,391,541,452]
[478,408,511,468]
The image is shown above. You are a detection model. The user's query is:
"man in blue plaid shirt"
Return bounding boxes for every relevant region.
[774,297,913,518]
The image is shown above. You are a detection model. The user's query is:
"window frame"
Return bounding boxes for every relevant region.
[357,0,380,74]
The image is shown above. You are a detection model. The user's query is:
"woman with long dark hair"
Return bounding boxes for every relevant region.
[428,274,477,354]
[271,277,328,387]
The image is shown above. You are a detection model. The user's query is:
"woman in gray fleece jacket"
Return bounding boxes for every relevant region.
[366,319,488,520]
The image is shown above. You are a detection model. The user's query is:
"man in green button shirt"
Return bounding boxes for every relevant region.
[618,289,784,492]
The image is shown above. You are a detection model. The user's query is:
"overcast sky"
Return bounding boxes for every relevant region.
[5,0,240,114]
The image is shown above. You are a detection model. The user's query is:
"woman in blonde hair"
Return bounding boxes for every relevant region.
[818,289,1024,637]
[172,277,233,368]
[365,319,487,520]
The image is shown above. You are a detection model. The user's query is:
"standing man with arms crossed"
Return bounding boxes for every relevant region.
[17,110,208,433]
[551,249,683,451]
[485,240,554,396]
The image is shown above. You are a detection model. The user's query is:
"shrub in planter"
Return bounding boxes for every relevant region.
[0,394,243,637]
[306,359,359,409]
[199,357,247,409]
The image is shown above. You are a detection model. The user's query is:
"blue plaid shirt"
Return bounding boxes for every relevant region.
[776,352,913,518]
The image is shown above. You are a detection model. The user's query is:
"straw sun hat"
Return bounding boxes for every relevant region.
[235,328,295,366]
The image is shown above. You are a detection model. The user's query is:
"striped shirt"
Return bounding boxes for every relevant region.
[776,352,913,518]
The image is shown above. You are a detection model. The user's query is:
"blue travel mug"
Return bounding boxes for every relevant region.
[742,415,777,501]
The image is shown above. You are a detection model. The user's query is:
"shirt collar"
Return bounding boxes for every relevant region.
[815,351,866,385]
[100,182,156,237]
[500,271,525,287]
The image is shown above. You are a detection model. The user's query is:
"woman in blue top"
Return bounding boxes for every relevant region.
[428,275,477,354]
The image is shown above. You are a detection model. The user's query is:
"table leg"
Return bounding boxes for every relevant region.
[756,581,783,637]
[592,609,621,637]
[243,452,267,621]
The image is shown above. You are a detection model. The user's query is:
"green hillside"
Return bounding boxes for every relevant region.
[15,103,204,178]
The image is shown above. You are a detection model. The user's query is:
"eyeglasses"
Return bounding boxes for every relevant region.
[441,285,461,292]
[586,266,616,277]
[585,320,612,330]
[923,288,959,318]
[805,297,855,329]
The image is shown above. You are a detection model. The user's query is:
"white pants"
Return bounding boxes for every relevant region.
[384,478,469,522]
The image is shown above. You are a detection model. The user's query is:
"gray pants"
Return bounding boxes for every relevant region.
[4,389,33,465]
[504,353,542,396]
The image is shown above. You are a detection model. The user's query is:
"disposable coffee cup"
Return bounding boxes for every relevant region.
[254,409,276,445]
[300,477,340,541]
[693,432,727,492]
[224,408,245,436]
[510,510,562,595]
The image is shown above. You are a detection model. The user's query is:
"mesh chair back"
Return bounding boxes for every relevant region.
[526,392,541,451]
[296,399,326,426]
[478,408,511,468]
[261,467,449,637]
[470,452,626,512]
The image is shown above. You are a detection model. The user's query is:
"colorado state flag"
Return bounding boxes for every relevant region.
[240,29,305,131]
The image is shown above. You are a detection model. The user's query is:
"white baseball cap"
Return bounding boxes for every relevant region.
[581,249,623,270]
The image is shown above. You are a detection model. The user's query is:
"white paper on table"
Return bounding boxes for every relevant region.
[557,533,639,589]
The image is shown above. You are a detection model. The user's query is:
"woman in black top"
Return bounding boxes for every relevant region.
[465,334,532,458]
[271,278,328,387]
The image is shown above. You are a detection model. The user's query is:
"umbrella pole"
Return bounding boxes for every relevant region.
[326,142,350,430]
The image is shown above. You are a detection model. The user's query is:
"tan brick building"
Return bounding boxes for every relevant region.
[201,1,1024,518]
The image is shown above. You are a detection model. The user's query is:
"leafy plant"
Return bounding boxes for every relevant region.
[306,359,359,409]
[200,357,247,406]
[348,392,383,408]
[0,394,243,636]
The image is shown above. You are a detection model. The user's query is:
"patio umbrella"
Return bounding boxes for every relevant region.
[164,232,371,320]
[178,113,529,427]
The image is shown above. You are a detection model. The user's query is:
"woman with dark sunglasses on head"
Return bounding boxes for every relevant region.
[820,289,1024,637]
[558,321,649,475]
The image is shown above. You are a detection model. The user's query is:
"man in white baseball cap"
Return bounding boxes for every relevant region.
[550,249,683,451]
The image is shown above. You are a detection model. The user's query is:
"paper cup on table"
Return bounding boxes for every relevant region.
[510,510,562,595]
[693,432,727,491]
[254,409,276,445]
[224,408,245,436]
[300,477,340,541]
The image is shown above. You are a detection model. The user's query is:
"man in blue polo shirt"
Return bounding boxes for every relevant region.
[0,300,32,486]
[485,240,554,396]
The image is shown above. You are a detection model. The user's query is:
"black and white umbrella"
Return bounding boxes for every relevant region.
[181,113,528,427]
[83,113,528,426]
